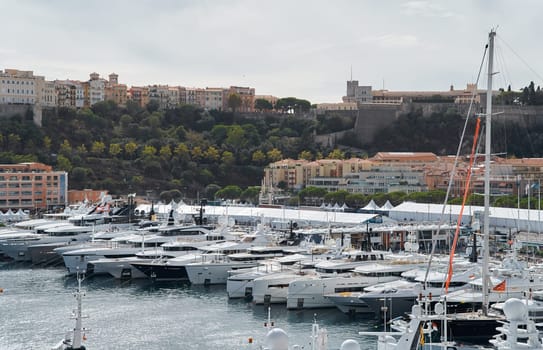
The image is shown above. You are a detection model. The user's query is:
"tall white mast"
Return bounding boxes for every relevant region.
[482,29,496,315]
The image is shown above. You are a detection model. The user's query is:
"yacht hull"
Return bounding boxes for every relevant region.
[131,262,190,281]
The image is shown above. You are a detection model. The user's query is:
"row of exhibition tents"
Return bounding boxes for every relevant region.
[0,209,30,223]
[319,199,395,213]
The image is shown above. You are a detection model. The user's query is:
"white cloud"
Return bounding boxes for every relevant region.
[362,34,421,48]
[0,0,542,103]
[401,1,457,18]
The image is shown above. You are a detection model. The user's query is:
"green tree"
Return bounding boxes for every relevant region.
[345,193,367,208]
[132,175,144,185]
[204,184,221,199]
[7,133,21,152]
[191,146,203,161]
[59,139,72,157]
[324,190,349,205]
[252,150,266,164]
[276,97,311,113]
[298,150,313,161]
[221,150,235,165]
[76,144,88,156]
[125,141,138,158]
[142,145,157,157]
[71,167,88,182]
[225,125,246,152]
[91,141,106,156]
[215,185,242,200]
[43,136,52,151]
[255,98,273,111]
[174,143,190,161]
[227,93,242,112]
[57,154,72,172]
[159,145,172,160]
[146,100,160,112]
[267,148,282,162]
[205,146,220,162]
[120,114,133,127]
[109,143,122,157]
[327,148,345,159]
[210,125,229,146]
[241,186,261,203]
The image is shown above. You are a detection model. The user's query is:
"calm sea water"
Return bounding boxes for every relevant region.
[0,264,382,350]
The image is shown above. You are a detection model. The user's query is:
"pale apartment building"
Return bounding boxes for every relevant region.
[178,86,187,105]
[302,159,344,184]
[260,159,308,204]
[148,85,171,110]
[87,72,105,106]
[104,73,128,106]
[39,80,57,107]
[55,80,85,108]
[260,152,443,204]
[204,87,226,111]
[127,86,149,108]
[0,69,43,105]
[185,87,206,108]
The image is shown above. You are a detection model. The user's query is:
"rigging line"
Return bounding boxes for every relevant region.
[445,117,482,293]
[423,41,489,291]
[497,34,543,86]
[495,43,512,90]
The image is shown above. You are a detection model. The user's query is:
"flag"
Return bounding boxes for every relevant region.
[532,182,540,190]
[419,324,425,345]
[493,280,506,292]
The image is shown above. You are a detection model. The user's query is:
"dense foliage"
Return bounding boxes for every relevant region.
[0,101,328,199]
[2,91,543,203]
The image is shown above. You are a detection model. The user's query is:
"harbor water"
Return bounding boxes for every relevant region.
[0,265,381,350]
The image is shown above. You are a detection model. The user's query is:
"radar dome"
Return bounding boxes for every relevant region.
[265,328,289,350]
[502,298,527,321]
[340,339,361,350]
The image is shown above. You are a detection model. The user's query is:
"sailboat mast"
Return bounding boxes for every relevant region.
[482,29,496,315]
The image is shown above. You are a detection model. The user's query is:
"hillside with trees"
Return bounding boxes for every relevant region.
[0,99,323,200]
[1,86,543,203]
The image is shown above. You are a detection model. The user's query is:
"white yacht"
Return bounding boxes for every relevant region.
[185,245,287,285]
[130,253,202,281]
[62,244,140,274]
[251,259,318,304]
[185,253,261,285]
[286,250,391,310]
[445,246,543,313]
[324,259,428,315]
[0,225,93,262]
[358,264,481,319]
[226,261,284,299]
[126,224,218,247]
[87,240,210,278]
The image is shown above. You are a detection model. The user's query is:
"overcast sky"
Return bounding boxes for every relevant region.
[2,0,542,103]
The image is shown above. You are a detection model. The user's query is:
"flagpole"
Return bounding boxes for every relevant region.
[528,182,531,235]
[539,179,541,236]
[518,175,521,234]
